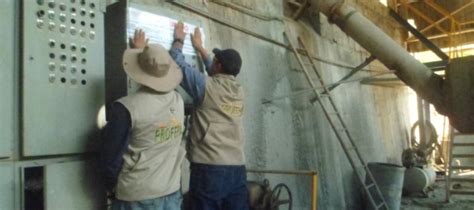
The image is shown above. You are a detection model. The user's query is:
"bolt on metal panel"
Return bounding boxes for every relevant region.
[23,0,105,156]
[0,0,16,158]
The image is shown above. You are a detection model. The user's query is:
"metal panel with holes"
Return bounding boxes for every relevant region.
[0,0,15,158]
[45,160,106,209]
[23,0,105,156]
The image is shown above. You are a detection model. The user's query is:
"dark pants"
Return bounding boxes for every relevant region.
[189,163,249,210]
[112,191,182,210]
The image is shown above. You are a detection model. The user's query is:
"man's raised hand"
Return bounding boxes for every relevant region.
[129,29,149,49]
[174,22,186,42]
[191,27,203,50]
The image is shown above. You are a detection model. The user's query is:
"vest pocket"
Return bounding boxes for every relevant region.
[122,153,141,172]
[196,123,212,143]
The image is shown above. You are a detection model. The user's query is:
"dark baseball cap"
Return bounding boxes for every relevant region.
[212,48,242,76]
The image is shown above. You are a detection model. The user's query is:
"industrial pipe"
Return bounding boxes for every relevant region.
[313,0,444,106]
[311,0,474,133]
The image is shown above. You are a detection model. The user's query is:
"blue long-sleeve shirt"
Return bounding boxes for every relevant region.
[100,102,131,193]
[169,47,213,106]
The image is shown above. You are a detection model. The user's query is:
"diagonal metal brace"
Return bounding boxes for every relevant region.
[389,9,449,61]
[310,55,376,103]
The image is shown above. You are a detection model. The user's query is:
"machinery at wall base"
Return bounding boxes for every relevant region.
[401,121,438,196]
[403,166,437,196]
[247,179,293,210]
[181,179,292,210]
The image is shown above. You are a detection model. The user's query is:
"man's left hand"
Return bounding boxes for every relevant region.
[174,22,186,42]
[129,29,148,49]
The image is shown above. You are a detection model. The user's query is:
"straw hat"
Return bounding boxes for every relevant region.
[122,44,182,92]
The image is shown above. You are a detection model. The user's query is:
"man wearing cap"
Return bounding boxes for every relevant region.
[169,23,249,210]
[101,29,185,210]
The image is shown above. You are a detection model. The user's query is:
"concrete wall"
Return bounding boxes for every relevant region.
[131,0,411,209]
[0,0,413,208]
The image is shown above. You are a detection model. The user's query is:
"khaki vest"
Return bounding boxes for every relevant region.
[189,74,245,165]
[116,88,185,201]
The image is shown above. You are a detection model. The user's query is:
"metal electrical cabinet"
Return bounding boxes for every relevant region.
[23,0,105,156]
[0,0,16,158]
[44,160,105,209]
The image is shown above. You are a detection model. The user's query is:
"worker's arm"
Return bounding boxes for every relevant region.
[191,27,213,73]
[203,56,213,74]
[100,102,131,193]
[169,22,206,106]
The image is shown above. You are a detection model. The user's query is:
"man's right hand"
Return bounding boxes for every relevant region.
[191,27,203,50]
[191,27,209,60]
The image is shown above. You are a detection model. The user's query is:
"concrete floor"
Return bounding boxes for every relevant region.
[401,178,474,210]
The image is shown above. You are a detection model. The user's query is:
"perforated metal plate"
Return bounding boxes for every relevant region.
[23,0,105,156]
[0,0,15,158]
[45,160,105,209]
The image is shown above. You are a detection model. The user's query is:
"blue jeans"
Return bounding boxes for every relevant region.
[189,163,249,210]
[112,191,182,210]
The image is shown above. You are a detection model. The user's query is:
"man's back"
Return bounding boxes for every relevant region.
[170,22,249,210]
[188,74,245,165]
[115,88,185,201]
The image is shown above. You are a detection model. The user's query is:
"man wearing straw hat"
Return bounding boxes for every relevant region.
[101,29,185,210]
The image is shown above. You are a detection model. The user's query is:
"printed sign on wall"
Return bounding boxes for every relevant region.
[127,7,205,56]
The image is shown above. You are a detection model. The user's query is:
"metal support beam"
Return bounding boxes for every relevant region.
[288,0,309,20]
[357,60,446,88]
[417,97,427,145]
[311,55,376,103]
[401,0,450,35]
[424,60,448,72]
[407,28,474,43]
[460,20,474,26]
[389,9,449,61]
[409,1,474,40]
[425,0,460,26]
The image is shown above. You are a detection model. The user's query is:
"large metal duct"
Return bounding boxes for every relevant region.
[310,0,474,133]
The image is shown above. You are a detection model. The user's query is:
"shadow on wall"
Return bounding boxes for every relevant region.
[24,167,44,210]
[81,159,108,209]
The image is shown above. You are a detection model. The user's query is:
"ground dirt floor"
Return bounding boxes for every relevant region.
[401,175,474,210]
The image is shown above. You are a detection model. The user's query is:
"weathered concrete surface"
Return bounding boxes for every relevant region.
[131,0,411,209]
[401,179,474,210]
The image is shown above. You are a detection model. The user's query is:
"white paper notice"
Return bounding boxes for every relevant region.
[127,7,205,56]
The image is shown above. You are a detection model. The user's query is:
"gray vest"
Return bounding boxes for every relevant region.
[189,74,245,165]
[116,88,185,201]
